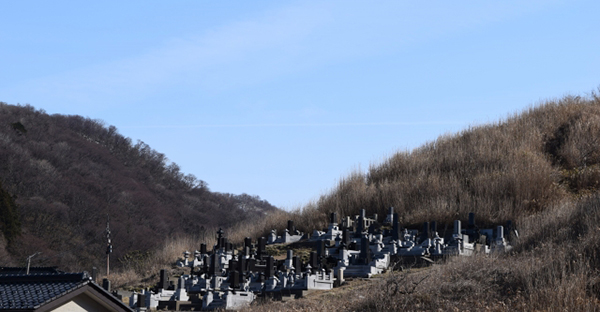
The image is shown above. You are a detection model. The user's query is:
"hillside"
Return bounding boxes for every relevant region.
[237,92,600,310]
[0,102,279,271]
[259,93,600,233]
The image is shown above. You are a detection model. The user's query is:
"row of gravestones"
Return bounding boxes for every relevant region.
[129,209,514,311]
[267,220,305,244]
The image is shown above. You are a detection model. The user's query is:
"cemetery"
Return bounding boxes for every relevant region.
[119,208,515,311]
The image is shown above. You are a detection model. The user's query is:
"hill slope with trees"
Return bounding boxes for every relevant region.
[0,102,278,270]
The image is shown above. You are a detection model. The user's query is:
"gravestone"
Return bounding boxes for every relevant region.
[420,222,430,243]
[355,210,366,238]
[210,253,219,277]
[216,228,225,249]
[266,256,274,278]
[316,240,325,258]
[137,294,146,308]
[230,270,240,289]
[283,250,294,271]
[430,221,437,238]
[159,269,168,290]
[360,236,369,265]
[454,220,461,235]
[229,259,237,274]
[345,216,356,232]
[202,256,209,276]
[248,258,256,272]
[392,213,400,241]
[258,237,267,259]
[102,278,111,292]
[293,256,302,274]
[238,257,247,280]
[343,229,351,246]
[385,207,394,224]
[309,252,318,273]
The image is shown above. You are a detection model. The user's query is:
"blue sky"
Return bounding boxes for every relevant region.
[2,1,599,209]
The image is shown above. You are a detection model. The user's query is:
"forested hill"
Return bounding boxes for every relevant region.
[0,102,278,270]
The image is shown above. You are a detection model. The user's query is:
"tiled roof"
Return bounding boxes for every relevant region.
[0,273,88,310]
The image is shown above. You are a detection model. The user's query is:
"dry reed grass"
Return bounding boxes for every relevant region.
[276,94,600,237]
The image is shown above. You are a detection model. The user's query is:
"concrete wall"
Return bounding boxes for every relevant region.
[51,292,117,312]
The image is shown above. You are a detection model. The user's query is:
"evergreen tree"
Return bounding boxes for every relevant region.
[0,182,21,245]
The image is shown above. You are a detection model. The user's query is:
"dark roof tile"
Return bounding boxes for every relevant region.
[0,273,88,310]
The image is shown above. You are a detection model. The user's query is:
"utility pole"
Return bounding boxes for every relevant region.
[26,252,40,274]
[106,215,112,276]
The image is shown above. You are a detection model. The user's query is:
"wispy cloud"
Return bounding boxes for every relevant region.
[2,0,561,112]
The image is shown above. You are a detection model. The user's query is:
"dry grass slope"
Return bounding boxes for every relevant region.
[240,92,600,310]
[284,93,600,233]
[205,94,599,246]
